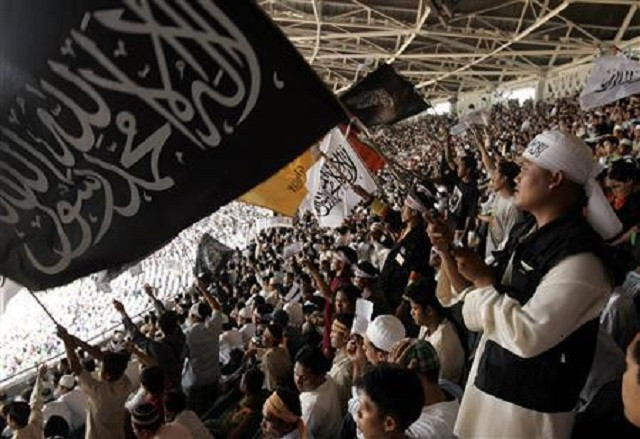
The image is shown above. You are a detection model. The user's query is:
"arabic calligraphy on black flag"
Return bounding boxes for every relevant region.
[340,63,430,127]
[194,234,232,282]
[0,0,346,290]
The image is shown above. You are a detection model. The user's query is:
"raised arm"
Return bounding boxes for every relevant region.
[196,279,222,311]
[69,334,105,362]
[443,134,456,171]
[113,299,151,350]
[143,284,166,315]
[302,258,332,300]
[124,341,157,367]
[57,326,83,375]
[477,129,496,175]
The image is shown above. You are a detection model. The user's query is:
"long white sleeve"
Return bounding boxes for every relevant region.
[462,253,611,358]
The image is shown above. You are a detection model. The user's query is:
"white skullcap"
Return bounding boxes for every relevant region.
[283,302,304,327]
[523,131,622,240]
[365,315,406,353]
[59,375,75,389]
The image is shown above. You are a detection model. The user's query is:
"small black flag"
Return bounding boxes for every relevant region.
[194,234,232,281]
[341,64,430,127]
[0,0,346,290]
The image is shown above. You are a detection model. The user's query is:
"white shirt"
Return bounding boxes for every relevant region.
[219,329,243,364]
[418,319,465,384]
[328,350,353,415]
[239,323,256,346]
[43,400,71,427]
[437,253,612,438]
[58,388,89,429]
[406,400,459,439]
[485,193,521,260]
[300,378,341,439]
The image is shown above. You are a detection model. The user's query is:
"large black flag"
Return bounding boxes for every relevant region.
[0,0,346,290]
[341,64,430,127]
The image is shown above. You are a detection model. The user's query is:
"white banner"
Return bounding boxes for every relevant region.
[255,217,294,233]
[580,55,640,110]
[449,123,467,137]
[449,109,489,136]
[306,128,377,228]
[283,241,304,259]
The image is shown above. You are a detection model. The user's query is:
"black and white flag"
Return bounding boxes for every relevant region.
[341,64,430,127]
[0,0,346,290]
[306,128,377,228]
[580,55,640,110]
[194,234,232,280]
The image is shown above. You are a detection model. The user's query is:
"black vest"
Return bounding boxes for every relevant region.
[474,214,607,413]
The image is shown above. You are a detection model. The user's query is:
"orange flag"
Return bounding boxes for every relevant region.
[239,148,317,217]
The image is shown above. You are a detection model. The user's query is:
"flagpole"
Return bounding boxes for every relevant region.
[27,288,60,327]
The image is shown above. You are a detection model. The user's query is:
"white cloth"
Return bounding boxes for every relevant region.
[300,378,342,439]
[418,319,465,385]
[438,252,612,438]
[523,131,622,239]
[406,400,460,439]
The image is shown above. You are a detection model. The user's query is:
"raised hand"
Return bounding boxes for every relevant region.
[452,246,495,288]
[426,215,454,253]
[143,284,155,298]
[113,299,126,314]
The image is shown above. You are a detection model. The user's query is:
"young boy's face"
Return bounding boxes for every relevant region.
[356,390,395,439]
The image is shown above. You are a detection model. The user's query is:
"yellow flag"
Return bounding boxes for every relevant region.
[239,148,316,217]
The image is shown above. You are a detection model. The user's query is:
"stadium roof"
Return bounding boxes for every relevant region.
[263,0,640,99]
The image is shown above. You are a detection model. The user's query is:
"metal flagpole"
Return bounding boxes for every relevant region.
[27,288,60,326]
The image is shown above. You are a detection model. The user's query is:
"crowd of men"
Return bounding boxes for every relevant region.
[1,93,640,438]
[0,202,272,382]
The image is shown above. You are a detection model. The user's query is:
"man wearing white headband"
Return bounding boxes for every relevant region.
[353,261,390,316]
[377,189,433,314]
[429,130,624,438]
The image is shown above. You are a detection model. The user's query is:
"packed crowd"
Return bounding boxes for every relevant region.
[2,94,640,439]
[0,202,272,383]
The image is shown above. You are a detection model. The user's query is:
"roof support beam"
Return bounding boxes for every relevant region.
[308,48,591,60]
[614,3,638,45]
[417,0,571,88]
[387,1,430,64]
